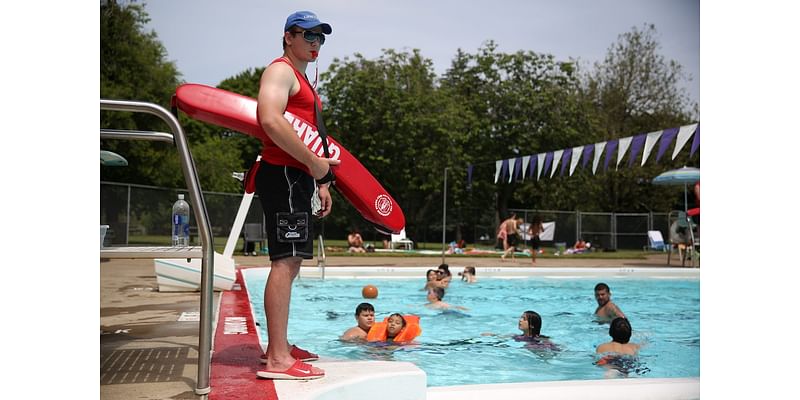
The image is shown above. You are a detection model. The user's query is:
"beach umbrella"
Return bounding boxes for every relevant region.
[652,167,700,213]
[101,150,128,167]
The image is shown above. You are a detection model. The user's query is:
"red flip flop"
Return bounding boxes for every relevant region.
[256,359,324,380]
[260,344,319,364]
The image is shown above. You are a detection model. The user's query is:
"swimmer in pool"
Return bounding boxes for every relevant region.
[425,287,468,311]
[422,269,438,291]
[596,317,644,377]
[459,266,477,283]
[596,317,639,356]
[594,282,626,321]
[385,313,406,341]
[341,302,375,341]
[481,310,559,351]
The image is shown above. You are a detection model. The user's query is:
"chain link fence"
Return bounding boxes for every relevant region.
[101,182,674,251]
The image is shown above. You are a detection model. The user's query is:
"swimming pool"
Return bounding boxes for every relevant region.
[242,268,699,387]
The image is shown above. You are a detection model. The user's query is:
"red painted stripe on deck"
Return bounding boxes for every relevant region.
[209,269,278,400]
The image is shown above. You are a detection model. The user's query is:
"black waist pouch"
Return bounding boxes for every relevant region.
[276,212,309,243]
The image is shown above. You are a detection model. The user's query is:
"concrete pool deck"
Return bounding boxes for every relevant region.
[100,254,698,399]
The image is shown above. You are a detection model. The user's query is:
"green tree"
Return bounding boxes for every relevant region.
[100,0,244,192]
[441,42,593,233]
[320,49,456,241]
[582,24,698,213]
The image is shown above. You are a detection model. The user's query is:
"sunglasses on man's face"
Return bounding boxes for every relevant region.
[290,30,326,45]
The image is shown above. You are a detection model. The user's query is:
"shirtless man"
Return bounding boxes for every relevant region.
[341,303,375,341]
[501,216,521,261]
[596,317,639,355]
[594,283,626,321]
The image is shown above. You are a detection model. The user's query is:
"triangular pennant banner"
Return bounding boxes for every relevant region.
[627,134,646,167]
[559,149,571,176]
[604,139,618,171]
[672,123,698,160]
[536,153,546,180]
[543,152,554,179]
[656,128,678,162]
[529,154,537,178]
[494,160,502,183]
[467,164,473,188]
[592,142,606,174]
[569,145,583,176]
[508,157,517,183]
[641,130,663,166]
[550,150,563,178]
[582,145,594,169]
[616,136,632,169]
[690,123,700,157]
[521,155,530,178]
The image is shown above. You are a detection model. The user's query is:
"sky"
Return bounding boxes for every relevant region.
[143,0,700,108]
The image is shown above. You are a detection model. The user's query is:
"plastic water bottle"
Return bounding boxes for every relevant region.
[171,194,191,247]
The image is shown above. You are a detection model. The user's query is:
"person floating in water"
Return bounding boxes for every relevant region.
[595,317,647,377]
[481,310,559,351]
[594,282,626,321]
[425,287,468,311]
[366,313,422,343]
[341,302,375,342]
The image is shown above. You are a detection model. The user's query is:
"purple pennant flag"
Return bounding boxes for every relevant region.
[603,139,618,171]
[560,148,572,176]
[543,152,554,178]
[467,164,473,189]
[656,127,679,162]
[690,123,700,157]
[582,145,594,169]
[528,154,537,178]
[627,134,647,167]
[513,157,523,181]
[499,159,509,183]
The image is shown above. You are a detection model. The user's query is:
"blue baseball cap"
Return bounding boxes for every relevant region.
[284,11,332,34]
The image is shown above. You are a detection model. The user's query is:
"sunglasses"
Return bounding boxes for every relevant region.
[290,30,326,45]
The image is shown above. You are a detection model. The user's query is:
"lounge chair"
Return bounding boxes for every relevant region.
[646,230,667,252]
[390,228,414,250]
[243,223,267,256]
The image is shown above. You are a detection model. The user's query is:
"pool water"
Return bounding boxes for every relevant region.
[242,269,699,387]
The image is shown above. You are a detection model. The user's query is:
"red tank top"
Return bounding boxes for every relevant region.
[259,57,322,170]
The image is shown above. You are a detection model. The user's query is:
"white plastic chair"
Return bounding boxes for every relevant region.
[390,228,414,250]
[646,230,666,251]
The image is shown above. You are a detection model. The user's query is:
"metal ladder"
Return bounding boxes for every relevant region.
[100,99,215,395]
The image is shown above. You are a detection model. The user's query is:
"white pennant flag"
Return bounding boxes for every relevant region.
[641,130,663,166]
[521,155,530,179]
[672,123,698,160]
[550,150,564,178]
[494,160,502,183]
[536,153,546,180]
[508,158,517,183]
[616,136,632,170]
[592,142,607,174]
[569,146,583,176]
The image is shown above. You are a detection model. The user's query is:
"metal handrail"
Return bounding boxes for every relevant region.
[317,234,326,280]
[100,99,215,395]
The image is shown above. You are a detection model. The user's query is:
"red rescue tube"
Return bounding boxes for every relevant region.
[173,83,405,234]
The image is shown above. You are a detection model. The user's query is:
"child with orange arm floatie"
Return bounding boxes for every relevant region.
[366,313,422,343]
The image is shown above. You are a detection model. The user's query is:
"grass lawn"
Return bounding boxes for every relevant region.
[125,235,656,260]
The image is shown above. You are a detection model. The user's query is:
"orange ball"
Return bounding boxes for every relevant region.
[362,284,378,299]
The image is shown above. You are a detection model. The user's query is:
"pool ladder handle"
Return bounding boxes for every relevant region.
[317,234,326,279]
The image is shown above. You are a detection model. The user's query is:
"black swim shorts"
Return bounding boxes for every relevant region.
[255,160,315,261]
[530,236,541,250]
[507,233,519,246]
